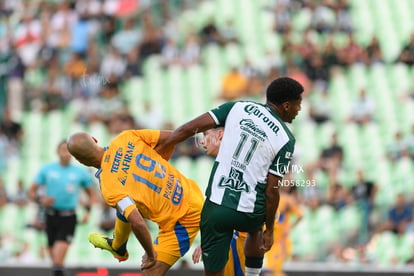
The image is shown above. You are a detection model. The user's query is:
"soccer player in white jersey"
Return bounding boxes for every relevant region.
[156,77,304,276]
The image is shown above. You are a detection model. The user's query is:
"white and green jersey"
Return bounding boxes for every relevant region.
[207,101,295,214]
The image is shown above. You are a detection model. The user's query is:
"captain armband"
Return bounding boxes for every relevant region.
[116,196,135,216]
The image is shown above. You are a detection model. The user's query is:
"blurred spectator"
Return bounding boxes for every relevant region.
[199,18,225,46]
[26,184,46,231]
[363,36,384,66]
[0,108,23,147]
[107,113,136,136]
[350,170,378,244]
[72,89,101,126]
[308,89,332,125]
[245,74,265,100]
[297,30,317,68]
[348,88,375,126]
[0,131,8,173]
[37,23,58,67]
[138,12,165,60]
[406,246,414,264]
[219,19,239,44]
[70,11,93,55]
[0,235,12,262]
[218,66,248,101]
[333,0,353,33]
[49,1,77,50]
[403,76,414,101]
[263,67,281,92]
[396,33,414,66]
[306,132,344,186]
[0,178,8,207]
[166,120,204,160]
[377,193,413,235]
[281,36,297,67]
[386,131,408,162]
[88,81,127,125]
[272,2,292,34]
[305,55,330,92]
[403,124,414,160]
[322,37,339,70]
[13,11,42,66]
[41,66,68,113]
[327,182,350,211]
[99,46,126,80]
[98,200,116,233]
[6,241,38,264]
[240,58,260,79]
[180,33,201,68]
[124,47,143,78]
[111,17,141,55]
[309,1,335,34]
[161,38,181,68]
[12,179,29,207]
[6,51,25,120]
[337,34,364,66]
[99,11,117,45]
[326,243,349,263]
[136,102,165,130]
[63,52,87,80]
[287,62,311,95]
[259,50,283,76]
[79,59,103,98]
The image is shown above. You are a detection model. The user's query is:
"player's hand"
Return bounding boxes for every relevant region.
[192,245,202,264]
[260,229,274,252]
[40,196,55,207]
[80,212,90,224]
[141,252,157,270]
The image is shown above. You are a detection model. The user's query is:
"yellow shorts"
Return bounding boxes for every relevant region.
[264,236,292,273]
[224,231,246,276]
[154,189,204,266]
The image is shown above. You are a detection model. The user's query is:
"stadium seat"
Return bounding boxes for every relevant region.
[172,156,193,180]
[368,231,399,265]
[396,233,414,263]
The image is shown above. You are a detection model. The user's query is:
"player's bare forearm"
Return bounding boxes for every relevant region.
[156,131,175,160]
[264,174,281,232]
[155,113,216,154]
[128,209,156,260]
[28,183,39,200]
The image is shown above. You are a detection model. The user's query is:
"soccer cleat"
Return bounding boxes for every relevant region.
[88,232,129,262]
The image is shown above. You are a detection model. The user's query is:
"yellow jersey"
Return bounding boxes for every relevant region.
[275,193,302,233]
[98,129,202,231]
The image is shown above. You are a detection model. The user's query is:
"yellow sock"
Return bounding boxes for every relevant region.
[111,217,131,250]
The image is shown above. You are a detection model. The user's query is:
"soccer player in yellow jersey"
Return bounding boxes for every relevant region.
[67,129,204,276]
[263,186,303,276]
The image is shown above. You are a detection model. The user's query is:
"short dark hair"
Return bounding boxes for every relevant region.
[266,77,304,105]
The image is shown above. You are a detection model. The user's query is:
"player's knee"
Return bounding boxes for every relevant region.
[245,256,263,268]
[141,260,170,276]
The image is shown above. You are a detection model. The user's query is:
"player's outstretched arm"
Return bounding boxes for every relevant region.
[261,174,281,251]
[155,113,216,157]
[127,208,157,269]
[156,130,174,160]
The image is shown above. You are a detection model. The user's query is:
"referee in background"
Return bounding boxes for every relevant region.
[29,140,95,276]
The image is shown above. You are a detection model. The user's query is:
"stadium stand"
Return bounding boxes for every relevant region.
[0,0,414,272]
